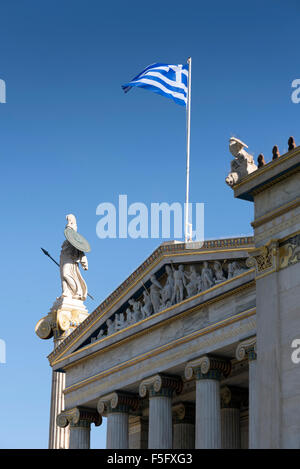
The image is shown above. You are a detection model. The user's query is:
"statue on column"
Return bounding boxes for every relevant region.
[35,214,91,341]
[35,214,91,450]
[60,214,89,301]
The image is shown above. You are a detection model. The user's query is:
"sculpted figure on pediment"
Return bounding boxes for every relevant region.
[125,307,135,326]
[213,261,227,283]
[228,260,247,278]
[115,312,125,331]
[128,299,141,322]
[201,261,215,290]
[141,290,153,318]
[106,318,115,336]
[161,265,174,306]
[185,265,202,297]
[150,275,163,314]
[172,264,187,304]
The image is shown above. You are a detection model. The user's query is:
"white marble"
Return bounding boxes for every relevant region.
[226,137,257,187]
[195,378,221,449]
[48,370,69,449]
[148,396,172,449]
[106,412,129,449]
[249,356,258,448]
[69,423,90,449]
[60,214,88,301]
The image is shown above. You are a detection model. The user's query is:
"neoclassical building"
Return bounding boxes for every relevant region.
[41,141,300,449]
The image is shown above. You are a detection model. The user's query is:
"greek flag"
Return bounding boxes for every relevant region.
[122,63,188,106]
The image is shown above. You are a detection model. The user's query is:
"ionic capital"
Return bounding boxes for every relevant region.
[172,402,195,424]
[236,336,257,361]
[220,386,248,409]
[185,355,231,381]
[139,374,183,398]
[56,406,102,428]
[97,391,139,415]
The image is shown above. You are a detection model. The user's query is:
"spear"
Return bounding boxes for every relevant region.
[140,278,150,296]
[41,248,94,301]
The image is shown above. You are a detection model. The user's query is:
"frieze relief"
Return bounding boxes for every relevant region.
[86,259,250,346]
[247,233,300,277]
[279,233,300,269]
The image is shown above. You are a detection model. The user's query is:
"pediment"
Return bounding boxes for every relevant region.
[49,236,255,368]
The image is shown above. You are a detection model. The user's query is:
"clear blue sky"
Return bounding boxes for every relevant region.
[0,0,299,448]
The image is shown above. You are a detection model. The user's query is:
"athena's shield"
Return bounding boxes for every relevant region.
[64,227,91,253]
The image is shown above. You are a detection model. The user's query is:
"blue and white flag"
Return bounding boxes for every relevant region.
[122,63,188,106]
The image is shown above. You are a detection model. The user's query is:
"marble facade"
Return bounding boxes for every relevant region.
[47,143,300,449]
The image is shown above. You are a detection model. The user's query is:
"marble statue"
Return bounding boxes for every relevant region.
[201,261,215,290]
[172,265,187,304]
[226,137,257,187]
[115,313,125,331]
[141,290,153,318]
[161,265,174,306]
[60,214,88,301]
[128,299,141,322]
[228,260,247,278]
[149,275,163,314]
[125,307,135,326]
[213,261,226,283]
[185,265,202,297]
[106,318,115,336]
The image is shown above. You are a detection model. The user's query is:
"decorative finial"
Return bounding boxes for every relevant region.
[272,145,280,160]
[288,136,296,151]
[257,154,266,168]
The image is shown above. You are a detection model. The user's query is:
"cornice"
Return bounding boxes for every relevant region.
[233,145,300,192]
[251,197,300,229]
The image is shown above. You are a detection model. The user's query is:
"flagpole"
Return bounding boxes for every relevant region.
[185,57,192,243]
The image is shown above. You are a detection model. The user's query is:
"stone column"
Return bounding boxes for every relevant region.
[139,374,182,449]
[172,402,195,449]
[57,407,101,449]
[185,355,231,449]
[48,369,69,449]
[236,337,257,449]
[48,336,69,449]
[97,392,139,449]
[129,416,148,449]
[35,299,89,449]
[220,386,247,449]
